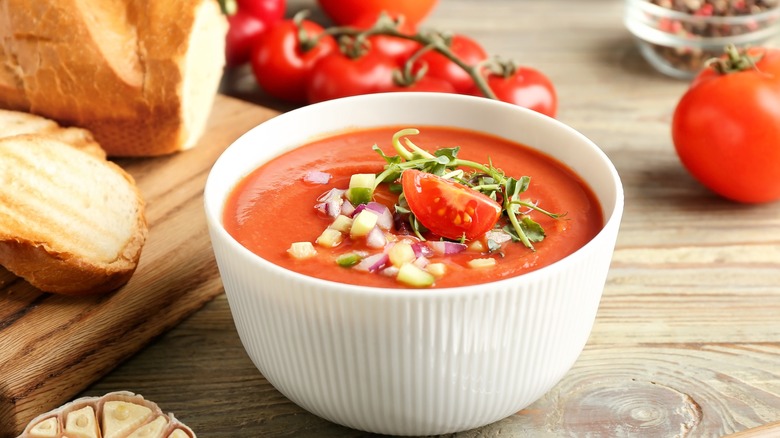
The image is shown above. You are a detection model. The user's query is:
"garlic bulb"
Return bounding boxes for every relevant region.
[19,391,195,438]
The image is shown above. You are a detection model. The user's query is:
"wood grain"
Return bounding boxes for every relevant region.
[0,95,278,437]
[6,0,780,437]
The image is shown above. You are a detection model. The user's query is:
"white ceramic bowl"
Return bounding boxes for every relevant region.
[204,93,623,436]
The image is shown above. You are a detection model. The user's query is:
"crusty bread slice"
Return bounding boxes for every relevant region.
[0,109,106,159]
[0,135,147,295]
[0,0,227,157]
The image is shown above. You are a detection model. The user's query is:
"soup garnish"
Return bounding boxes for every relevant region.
[289,128,563,287]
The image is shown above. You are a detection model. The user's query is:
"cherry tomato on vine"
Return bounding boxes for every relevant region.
[672,46,780,203]
[474,66,557,118]
[417,34,487,94]
[250,19,337,103]
[316,0,439,27]
[401,169,502,241]
[224,0,285,67]
[236,0,285,23]
[351,13,421,66]
[225,11,269,67]
[306,49,398,103]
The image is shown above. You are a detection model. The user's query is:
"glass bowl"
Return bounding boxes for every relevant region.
[625,0,780,79]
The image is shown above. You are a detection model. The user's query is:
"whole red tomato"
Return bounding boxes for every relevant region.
[351,13,421,66]
[672,46,780,203]
[224,0,285,67]
[250,19,336,103]
[317,0,438,27]
[418,34,487,94]
[236,0,285,23]
[306,48,398,103]
[473,65,557,118]
[225,11,269,67]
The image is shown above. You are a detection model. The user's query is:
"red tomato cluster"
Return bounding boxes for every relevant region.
[223,0,558,118]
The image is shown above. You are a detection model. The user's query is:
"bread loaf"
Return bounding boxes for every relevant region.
[0,113,148,295]
[0,0,228,157]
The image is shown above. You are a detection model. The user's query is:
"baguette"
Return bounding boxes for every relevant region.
[0,0,228,157]
[0,134,148,295]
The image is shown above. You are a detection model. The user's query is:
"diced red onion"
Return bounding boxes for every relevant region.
[365,226,387,249]
[317,188,344,203]
[365,202,394,230]
[304,170,332,184]
[428,241,468,255]
[413,256,429,269]
[354,253,389,273]
[351,203,367,218]
[314,188,345,218]
[380,266,400,277]
[340,199,356,216]
[411,242,434,258]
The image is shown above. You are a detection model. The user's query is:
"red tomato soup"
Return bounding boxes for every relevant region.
[223,126,603,288]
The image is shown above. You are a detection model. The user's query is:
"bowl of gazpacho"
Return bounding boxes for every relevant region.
[204,92,623,436]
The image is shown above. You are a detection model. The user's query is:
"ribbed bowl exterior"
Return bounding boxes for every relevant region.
[204,93,624,435]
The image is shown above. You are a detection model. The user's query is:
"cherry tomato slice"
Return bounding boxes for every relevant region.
[401,169,501,241]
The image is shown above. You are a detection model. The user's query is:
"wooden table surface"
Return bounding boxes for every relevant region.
[80,0,780,436]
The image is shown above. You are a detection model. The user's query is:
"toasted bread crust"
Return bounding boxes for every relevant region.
[0,0,227,157]
[0,119,148,295]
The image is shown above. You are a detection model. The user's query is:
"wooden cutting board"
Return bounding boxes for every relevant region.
[0,95,279,437]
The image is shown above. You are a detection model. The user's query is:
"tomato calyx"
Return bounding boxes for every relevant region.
[484,57,521,78]
[289,10,325,53]
[707,44,766,75]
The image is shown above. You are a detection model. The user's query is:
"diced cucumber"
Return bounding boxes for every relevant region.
[426,263,447,278]
[346,173,376,205]
[388,241,415,267]
[396,263,435,287]
[329,215,353,233]
[350,210,378,238]
[467,258,497,269]
[468,240,486,252]
[315,228,344,248]
[287,242,317,259]
[336,252,364,267]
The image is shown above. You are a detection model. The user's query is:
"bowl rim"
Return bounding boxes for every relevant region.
[205,93,625,298]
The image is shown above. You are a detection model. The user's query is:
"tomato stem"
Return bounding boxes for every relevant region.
[217,0,236,15]
[313,12,498,99]
[707,44,765,75]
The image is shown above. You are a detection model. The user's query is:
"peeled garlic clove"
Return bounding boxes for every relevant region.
[64,406,99,438]
[127,416,168,438]
[27,417,59,438]
[19,391,196,438]
[102,400,153,438]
